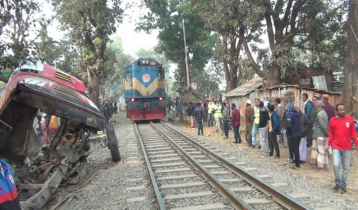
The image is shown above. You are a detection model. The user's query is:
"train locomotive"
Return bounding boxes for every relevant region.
[124,58,167,121]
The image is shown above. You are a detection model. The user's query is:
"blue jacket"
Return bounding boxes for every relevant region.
[304,100,314,121]
[0,160,21,210]
[270,111,281,135]
[286,110,302,138]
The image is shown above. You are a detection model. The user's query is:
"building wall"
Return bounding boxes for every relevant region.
[284,69,335,91]
[256,87,340,111]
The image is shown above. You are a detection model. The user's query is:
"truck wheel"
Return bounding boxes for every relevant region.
[106,124,121,162]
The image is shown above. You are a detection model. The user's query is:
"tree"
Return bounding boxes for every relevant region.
[0,0,46,83]
[195,0,347,87]
[192,1,259,91]
[101,37,133,100]
[137,0,216,95]
[341,0,358,118]
[52,0,124,106]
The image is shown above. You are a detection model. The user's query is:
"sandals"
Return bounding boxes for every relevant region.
[289,164,300,170]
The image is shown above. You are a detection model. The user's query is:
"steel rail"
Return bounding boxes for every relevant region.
[150,122,253,210]
[133,123,166,210]
[160,121,313,210]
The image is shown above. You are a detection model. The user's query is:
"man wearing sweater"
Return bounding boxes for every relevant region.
[231,103,241,143]
[326,103,358,194]
[194,102,204,136]
[222,102,230,139]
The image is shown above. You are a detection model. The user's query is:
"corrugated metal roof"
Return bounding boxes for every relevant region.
[225,77,263,97]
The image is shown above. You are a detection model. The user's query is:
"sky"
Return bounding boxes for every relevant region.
[113,0,159,57]
[45,0,159,58]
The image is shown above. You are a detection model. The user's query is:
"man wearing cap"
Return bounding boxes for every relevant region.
[322,94,335,121]
[245,100,254,146]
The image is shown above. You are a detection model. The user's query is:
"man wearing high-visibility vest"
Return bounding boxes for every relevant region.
[252,98,260,148]
[213,100,223,135]
[207,99,215,127]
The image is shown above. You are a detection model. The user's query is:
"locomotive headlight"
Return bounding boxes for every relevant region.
[131,98,135,102]
[159,97,163,101]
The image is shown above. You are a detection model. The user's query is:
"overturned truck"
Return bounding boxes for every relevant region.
[0,62,120,209]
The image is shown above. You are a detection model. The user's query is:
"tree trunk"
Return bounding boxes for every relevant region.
[263,65,281,87]
[88,74,100,107]
[340,0,358,118]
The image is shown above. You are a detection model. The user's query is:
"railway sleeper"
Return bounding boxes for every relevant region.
[170,203,228,210]
[159,182,207,189]
[150,158,182,163]
[157,174,198,181]
[154,168,192,173]
[152,162,186,168]
[164,191,214,201]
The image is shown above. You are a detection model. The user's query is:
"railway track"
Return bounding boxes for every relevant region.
[133,121,314,210]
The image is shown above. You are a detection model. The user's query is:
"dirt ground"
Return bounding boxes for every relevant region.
[172,119,358,202]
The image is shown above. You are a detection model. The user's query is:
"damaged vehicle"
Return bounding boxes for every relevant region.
[0,61,120,209]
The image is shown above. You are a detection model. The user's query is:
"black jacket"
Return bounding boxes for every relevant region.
[286,110,302,138]
[259,107,269,128]
[194,106,204,122]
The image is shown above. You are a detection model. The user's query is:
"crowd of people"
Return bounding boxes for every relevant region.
[100,99,120,123]
[185,93,357,194]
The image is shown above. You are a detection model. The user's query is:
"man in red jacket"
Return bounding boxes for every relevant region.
[326,103,358,194]
[231,103,241,143]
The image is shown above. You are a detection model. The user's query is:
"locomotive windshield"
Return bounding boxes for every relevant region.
[137,59,158,66]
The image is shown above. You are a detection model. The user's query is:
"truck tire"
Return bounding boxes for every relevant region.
[106,124,121,162]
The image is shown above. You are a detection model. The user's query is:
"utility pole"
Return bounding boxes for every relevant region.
[182,19,190,87]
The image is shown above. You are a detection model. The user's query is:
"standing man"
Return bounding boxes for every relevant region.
[222,102,230,139]
[322,94,335,121]
[275,98,286,146]
[245,100,255,146]
[294,105,309,162]
[252,98,260,148]
[326,103,358,193]
[306,96,319,148]
[310,101,329,169]
[258,101,270,154]
[231,103,241,143]
[302,93,314,121]
[194,102,204,135]
[0,159,22,210]
[268,104,280,158]
[207,99,215,127]
[213,101,223,135]
[286,102,302,169]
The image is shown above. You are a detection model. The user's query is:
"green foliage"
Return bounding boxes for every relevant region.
[137,0,217,95]
[194,0,348,86]
[100,36,133,100]
[0,0,48,81]
[52,0,124,104]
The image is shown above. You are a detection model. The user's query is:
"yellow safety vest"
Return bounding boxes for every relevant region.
[208,102,214,113]
[214,104,222,118]
[254,106,260,124]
